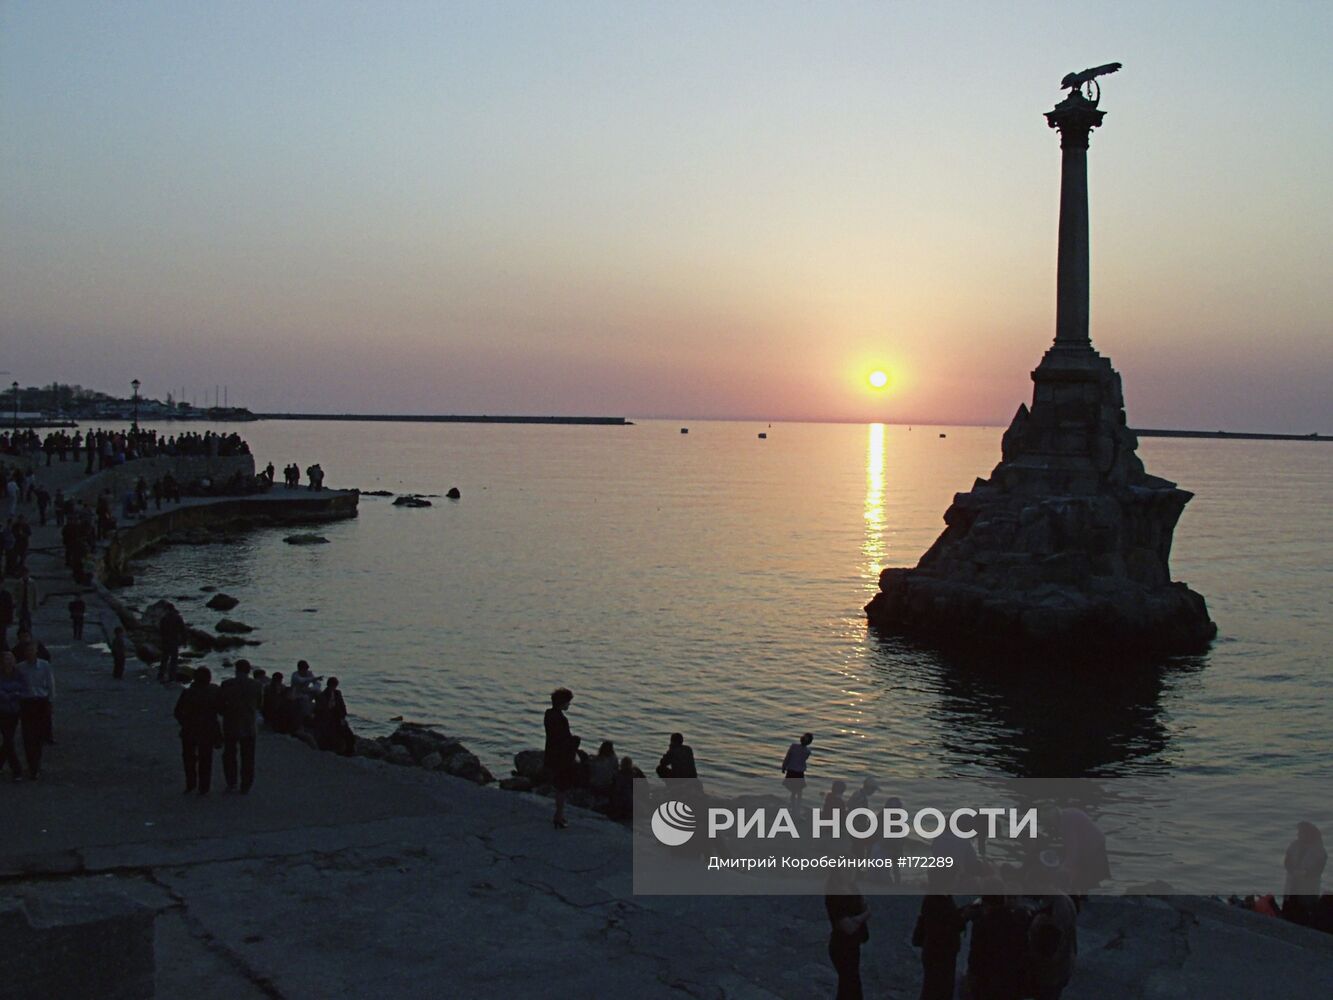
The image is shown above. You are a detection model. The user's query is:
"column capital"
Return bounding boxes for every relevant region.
[1045,92,1105,149]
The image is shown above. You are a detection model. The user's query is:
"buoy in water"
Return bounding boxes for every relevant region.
[939,433,947,438]
[758,432,767,439]
[680,428,689,434]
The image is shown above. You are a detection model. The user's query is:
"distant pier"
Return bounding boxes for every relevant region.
[255,413,630,426]
[1133,428,1330,442]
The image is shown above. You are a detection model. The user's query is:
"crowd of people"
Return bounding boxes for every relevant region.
[7,427,252,472]
[172,658,356,794]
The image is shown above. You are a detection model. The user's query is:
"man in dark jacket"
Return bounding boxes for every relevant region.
[218,659,263,793]
[174,667,221,795]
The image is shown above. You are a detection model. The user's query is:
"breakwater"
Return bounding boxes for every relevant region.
[100,489,358,581]
[255,413,630,425]
[1133,428,1330,442]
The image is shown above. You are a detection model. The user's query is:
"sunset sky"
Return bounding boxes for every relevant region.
[3,1,1330,430]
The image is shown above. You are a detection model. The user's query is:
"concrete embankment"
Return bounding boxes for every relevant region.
[100,487,358,581]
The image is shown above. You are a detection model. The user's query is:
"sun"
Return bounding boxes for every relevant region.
[868,370,889,389]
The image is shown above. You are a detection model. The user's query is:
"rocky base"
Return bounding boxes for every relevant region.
[500,748,637,822]
[866,568,1215,657]
[865,342,1217,658]
[352,723,494,785]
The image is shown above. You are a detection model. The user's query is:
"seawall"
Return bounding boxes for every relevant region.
[68,455,257,504]
[100,489,358,580]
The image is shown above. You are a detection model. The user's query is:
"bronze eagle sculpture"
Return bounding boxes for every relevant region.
[1061,62,1122,91]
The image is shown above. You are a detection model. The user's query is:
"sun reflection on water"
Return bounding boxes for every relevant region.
[863,422,887,582]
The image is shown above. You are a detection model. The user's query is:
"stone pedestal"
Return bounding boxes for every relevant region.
[864,86,1215,657]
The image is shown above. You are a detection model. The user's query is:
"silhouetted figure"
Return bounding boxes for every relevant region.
[608,756,640,822]
[781,731,814,807]
[1039,805,1111,898]
[158,604,187,683]
[912,869,964,1000]
[656,732,697,781]
[587,739,618,793]
[11,570,37,635]
[313,676,353,754]
[0,652,26,781]
[1026,893,1078,1000]
[218,659,263,793]
[963,893,1029,1000]
[823,779,847,815]
[174,666,221,795]
[110,626,128,679]
[263,672,286,728]
[68,596,86,640]
[825,871,870,1000]
[544,687,578,829]
[1283,821,1327,924]
[846,777,878,813]
[16,640,53,779]
[0,586,12,651]
[290,660,320,725]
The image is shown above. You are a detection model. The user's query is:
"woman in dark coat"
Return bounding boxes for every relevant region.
[544,687,578,829]
[173,666,221,795]
[313,677,352,754]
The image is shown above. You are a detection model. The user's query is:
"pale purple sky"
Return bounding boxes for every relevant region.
[2,2,1330,430]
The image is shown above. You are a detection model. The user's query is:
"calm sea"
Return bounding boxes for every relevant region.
[116,418,1330,795]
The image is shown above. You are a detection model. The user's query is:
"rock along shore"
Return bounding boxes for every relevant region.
[3,458,1329,999]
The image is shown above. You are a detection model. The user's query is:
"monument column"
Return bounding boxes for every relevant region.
[1045,92,1105,348]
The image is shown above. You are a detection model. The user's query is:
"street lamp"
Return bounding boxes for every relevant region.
[131,378,141,431]
[10,381,17,433]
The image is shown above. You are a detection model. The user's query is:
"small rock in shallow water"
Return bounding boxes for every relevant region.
[392,495,432,508]
[283,533,329,545]
[215,619,254,634]
[446,487,461,499]
[205,593,239,611]
[200,585,217,592]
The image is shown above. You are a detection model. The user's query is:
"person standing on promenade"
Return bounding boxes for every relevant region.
[174,666,221,795]
[912,868,964,1000]
[544,687,579,829]
[111,626,128,679]
[825,870,870,1000]
[158,603,187,683]
[67,596,86,640]
[219,659,263,793]
[0,651,27,781]
[0,585,12,651]
[781,732,814,808]
[16,638,53,779]
[11,568,38,635]
[12,514,31,570]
